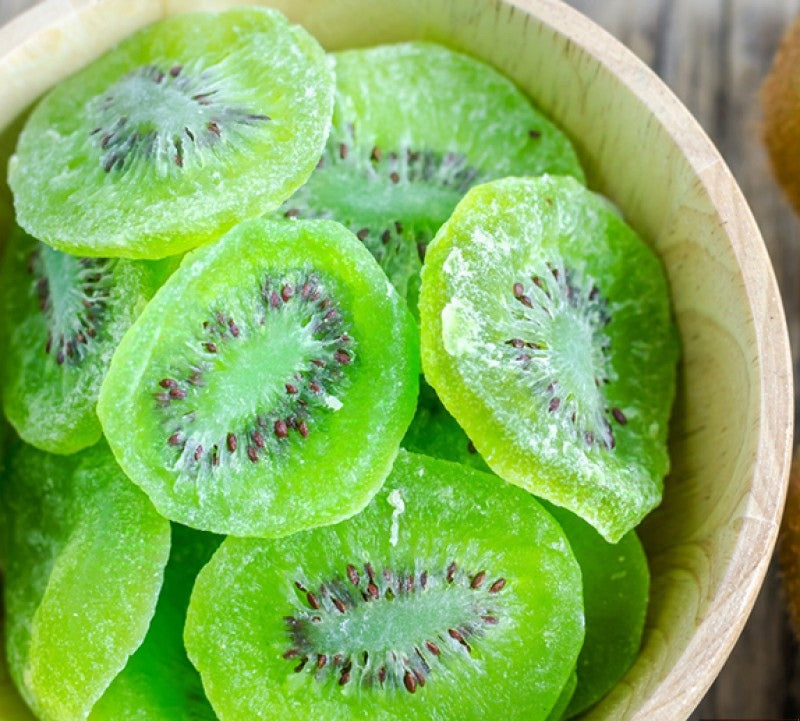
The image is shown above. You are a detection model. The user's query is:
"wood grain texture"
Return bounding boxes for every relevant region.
[0,1,794,720]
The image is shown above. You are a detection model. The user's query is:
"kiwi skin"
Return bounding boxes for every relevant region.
[762,17,800,214]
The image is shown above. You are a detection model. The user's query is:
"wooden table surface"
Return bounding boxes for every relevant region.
[2,0,799,718]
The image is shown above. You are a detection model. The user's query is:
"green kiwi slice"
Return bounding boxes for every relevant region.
[0,225,175,455]
[98,217,419,537]
[0,441,170,721]
[277,41,585,309]
[0,417,8,573]
[8,8,334,259]
[0,613,36,721]
[542,502,648,718]
[402,380,490,473]
[419,175,679,542]
[89,524,222,721]
[184,450,584,721]
[546,671,577,721]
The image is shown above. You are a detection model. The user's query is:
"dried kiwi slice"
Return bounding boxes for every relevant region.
[0,226,175,454]
[0,415,8,572]
[547,672,577,721]
[98,218,419,537]
[278,42,584,309]
[184,450,584,721]
[89,524,221,721]
[0,614,36,721]
[0,442,170,721]
[542,502,648,718]
[8,8,334,259]
[419,176,679,542]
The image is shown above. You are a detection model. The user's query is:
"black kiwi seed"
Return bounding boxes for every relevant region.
[154,271,355,472]
[284,561,507,692]
[89,64,271,175]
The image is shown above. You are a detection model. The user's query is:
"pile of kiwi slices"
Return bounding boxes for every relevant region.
[0,7,679,721]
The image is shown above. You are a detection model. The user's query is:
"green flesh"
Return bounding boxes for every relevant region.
[402,380,489,473]
[98,218,419,537]
[0,606,36,721]
[0,418,7,573]
[278,42,585,309]
[9,8,334,259]
[185,451,584,721]
[89,524,222,721]
[0,442,171,721]
[542,503,648,718]
[546,671,577,721]
[1,226,175,455]
[419,176,679,542]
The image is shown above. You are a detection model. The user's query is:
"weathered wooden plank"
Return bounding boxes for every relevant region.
[0,1,35,27]
[560,0,664,67]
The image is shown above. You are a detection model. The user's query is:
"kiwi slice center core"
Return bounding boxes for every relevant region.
[194,306,336,435]
[285,137,485,299]
[493,262,624,451]
[285,562,507,692]
[89,63,270,173]
[32,245,111,365]
[156,271,354,470]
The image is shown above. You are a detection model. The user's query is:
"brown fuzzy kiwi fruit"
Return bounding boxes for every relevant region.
[763,16,800,214]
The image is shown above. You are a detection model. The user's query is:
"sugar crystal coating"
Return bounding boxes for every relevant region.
[419,175,679,542]
[8,8,335,259]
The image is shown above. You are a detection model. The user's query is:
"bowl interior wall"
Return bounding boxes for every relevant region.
[0,1,784,720]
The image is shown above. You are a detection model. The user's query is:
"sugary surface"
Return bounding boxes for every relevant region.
[403,379,649,714]
[1,226,174,454]
[419,175,679,542]
[98,218,419,537]
[9,8,334,259]
[546,671,577,721]
[89,524,221,721]
[0,442,170,721]
[185,450,584,721]
[279,42,585,309]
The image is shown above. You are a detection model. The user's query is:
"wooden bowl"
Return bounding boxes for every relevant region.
[0,1,793,720]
